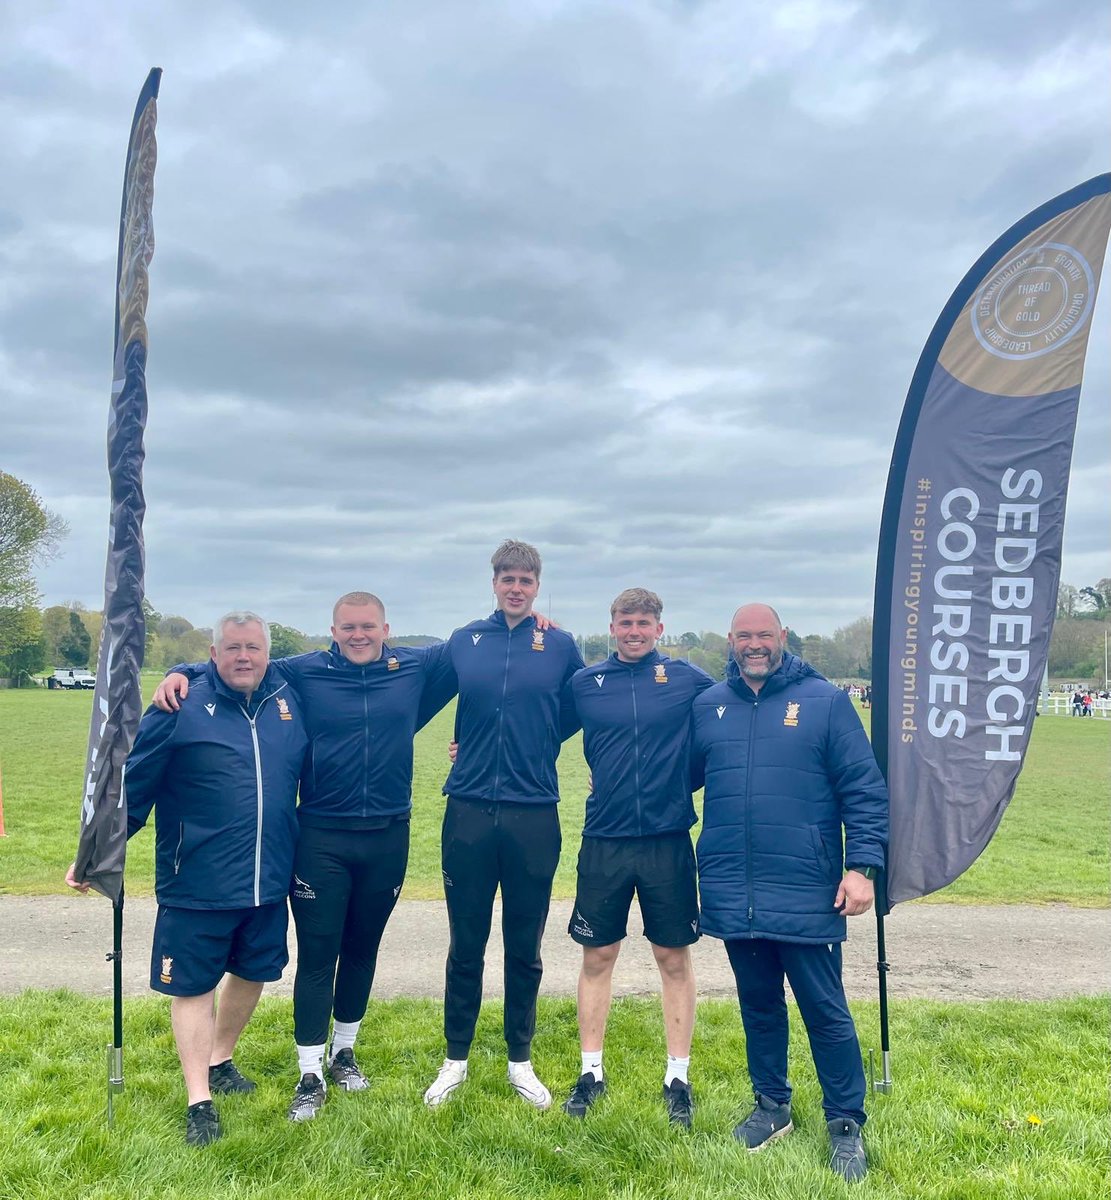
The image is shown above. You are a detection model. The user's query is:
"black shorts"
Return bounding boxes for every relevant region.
[568,831,699,949]
[150,902,289,997]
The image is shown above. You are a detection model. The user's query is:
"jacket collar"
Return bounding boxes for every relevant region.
[327,641,394,670]
[725,651,814,699]
[606,648,662,670]
[204,658,281,705]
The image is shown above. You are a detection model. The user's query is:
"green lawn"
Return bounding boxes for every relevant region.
[0,681,1107,904]
[0,991,1105,1199]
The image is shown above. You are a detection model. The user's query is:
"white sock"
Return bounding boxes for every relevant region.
[508,1059,534,1075]
[297,1042,326,1083]
[582,1050,604,1081]
[330,1019,361,1059]
[666,1055,690,1086]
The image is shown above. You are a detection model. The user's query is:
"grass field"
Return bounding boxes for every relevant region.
[0,991,1105,1199]
[0,678,1107,903]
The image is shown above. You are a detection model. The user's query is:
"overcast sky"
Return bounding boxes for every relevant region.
[4,0,1108,641]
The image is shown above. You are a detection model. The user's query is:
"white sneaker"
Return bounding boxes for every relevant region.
[423,1058,468,1107]
[508,1060,552,1110]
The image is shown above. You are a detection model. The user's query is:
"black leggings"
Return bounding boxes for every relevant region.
[441,797,561,1062]
[290,820,409,1046]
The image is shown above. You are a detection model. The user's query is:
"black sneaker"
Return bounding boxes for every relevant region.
[287,1073,327,1122]
[327,1047,369,1092]
[828,1117,868,1182]
[208,1059,256,1094]
[562,1072,606,1118]
[733,1092,793,1151]
[662,1079,695,1128]
[185,1100,222,1147]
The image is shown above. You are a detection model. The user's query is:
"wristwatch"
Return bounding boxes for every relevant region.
[847,865,878,880]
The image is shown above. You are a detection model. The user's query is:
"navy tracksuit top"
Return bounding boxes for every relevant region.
[125,661,309,909]
[571,650,714,838]
[443,611,584,805]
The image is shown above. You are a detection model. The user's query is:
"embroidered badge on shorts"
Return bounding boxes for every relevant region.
[784,701,800,727]
[532,630,545,651]
[160,956,173,984]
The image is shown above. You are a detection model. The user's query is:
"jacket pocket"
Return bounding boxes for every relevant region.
[808,824,836,878]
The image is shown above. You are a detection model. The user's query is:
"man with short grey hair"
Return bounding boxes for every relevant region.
[71,610,308,1147]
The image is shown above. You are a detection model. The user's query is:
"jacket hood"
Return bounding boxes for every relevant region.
[725,651,822,698]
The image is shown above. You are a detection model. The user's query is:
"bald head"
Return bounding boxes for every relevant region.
[729,603,787,692]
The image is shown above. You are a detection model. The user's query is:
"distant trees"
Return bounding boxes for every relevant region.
[57,610,92,667]
[0,473,66,683]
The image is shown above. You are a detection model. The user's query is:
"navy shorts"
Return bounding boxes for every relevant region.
[568,831,700,948]
[150,902,289,997]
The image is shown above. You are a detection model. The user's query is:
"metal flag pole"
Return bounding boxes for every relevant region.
[870,889,893,1094]
[107,888,125,1124]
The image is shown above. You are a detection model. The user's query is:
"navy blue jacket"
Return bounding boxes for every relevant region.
[174,643,457,825]
[571,651,714,838]
[691,653,888,944]
[125,662,308,909]
[444,612,584,805]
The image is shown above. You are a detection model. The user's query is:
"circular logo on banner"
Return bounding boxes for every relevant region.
[971,241,1096,361]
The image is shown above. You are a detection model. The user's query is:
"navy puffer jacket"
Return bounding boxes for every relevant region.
[691,654,888,944]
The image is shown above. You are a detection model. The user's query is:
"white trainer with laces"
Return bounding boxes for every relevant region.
[423,1058,468,1107]
[508,1060,552,1110]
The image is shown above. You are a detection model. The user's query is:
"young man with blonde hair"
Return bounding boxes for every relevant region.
[562,588,713,1126]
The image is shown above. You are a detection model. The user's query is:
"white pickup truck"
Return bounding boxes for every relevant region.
[49,668,96,690]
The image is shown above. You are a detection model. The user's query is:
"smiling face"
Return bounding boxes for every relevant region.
[493,568,540,628]
[331,601,390,664]
[212,620,270,696]
[728,604,787,692]
[611,609,664,663]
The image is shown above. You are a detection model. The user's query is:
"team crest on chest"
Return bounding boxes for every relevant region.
[532,629,545,652]
[387,656,399,671]
[784,701,800,727]
[654,663,668,684]
[716,705,726,719]
[594,674,605,687]
[276,696,293,721]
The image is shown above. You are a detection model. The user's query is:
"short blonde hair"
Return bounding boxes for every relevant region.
[610,588,663,620]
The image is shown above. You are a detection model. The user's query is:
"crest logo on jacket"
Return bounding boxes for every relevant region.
[783,701,800,727]
[277,696,293,721]
[594,674,605,687]
[387,656,399,671]
[160,956,173,983]
[716,705,726,719]
[654,663,668,684]
[471,634,482,645]
[204,702,216,717]
[532,629,545,651]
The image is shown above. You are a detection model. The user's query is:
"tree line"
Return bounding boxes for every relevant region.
[2,470,1108,685]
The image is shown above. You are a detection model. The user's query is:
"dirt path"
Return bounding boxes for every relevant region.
[1,895,1106,1002]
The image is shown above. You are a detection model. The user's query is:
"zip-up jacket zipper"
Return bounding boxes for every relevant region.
[745,699,758,928]
[236,681,285,908]
[491,629,513,800]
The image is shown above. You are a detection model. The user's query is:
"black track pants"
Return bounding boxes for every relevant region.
[290,820,409,1047]
[441,797,561,1061]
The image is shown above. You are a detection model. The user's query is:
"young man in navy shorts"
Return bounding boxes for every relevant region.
[563,588,713,1126]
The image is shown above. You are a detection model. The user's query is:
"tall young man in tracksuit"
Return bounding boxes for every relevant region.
[153,592,458,1122]
[69,612,309,1147]
[423,540,584,1110]
[562,588,713,1127]
[691,603,888,1183]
